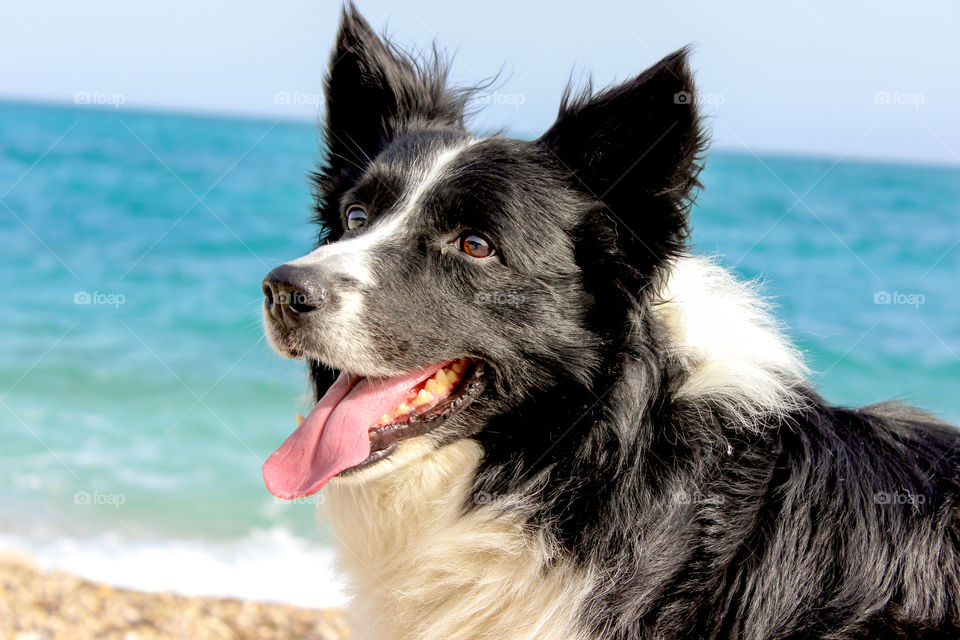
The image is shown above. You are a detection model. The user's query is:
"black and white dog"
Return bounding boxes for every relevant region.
[261,6,960,639]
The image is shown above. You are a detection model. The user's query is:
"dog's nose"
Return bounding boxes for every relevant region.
[262,264,328,327]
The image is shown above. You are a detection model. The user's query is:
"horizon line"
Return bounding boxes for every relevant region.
[2,95,958,172]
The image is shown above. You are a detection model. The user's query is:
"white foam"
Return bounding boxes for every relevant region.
[0,526,347,609]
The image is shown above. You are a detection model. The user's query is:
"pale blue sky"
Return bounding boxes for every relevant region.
[1,1,958,165]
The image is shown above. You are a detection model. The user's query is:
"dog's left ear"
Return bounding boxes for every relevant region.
[538,47,706,273]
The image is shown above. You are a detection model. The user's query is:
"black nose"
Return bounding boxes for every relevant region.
[262,264,327,327]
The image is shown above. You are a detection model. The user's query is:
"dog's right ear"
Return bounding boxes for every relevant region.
[323,6,403,173]
[313,4,466,242]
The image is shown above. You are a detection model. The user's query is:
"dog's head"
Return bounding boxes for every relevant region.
[261,5,704,498]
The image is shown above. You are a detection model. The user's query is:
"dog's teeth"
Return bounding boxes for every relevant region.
[376,360,471,426]
[295,413,305,427]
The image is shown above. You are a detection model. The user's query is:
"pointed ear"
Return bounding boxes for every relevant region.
[313,4,466,241]
[323,5,402,170]
[323,4,467,171]
[537,47,706,273]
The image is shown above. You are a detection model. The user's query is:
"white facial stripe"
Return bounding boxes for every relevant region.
[287,208,402,285]
[396,141,476,221]
[288,139,477,286]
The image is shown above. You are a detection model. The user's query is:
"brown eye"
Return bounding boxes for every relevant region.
[459,233,495,259]
[346,205,367,230]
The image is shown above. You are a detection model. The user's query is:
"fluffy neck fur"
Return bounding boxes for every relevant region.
[657,256,808,429]
[323,439,597,640]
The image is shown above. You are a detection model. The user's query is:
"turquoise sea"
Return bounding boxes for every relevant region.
[1,100,959,604]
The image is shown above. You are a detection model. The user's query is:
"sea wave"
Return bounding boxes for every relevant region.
[0,525,347,609]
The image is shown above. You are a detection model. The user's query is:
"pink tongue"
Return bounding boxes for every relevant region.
[262,364,446,499]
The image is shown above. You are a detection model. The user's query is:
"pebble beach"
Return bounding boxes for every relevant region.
[0,554,349,640]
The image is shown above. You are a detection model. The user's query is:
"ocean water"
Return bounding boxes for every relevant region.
[1,101,959,605]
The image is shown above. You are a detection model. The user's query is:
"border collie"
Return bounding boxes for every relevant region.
[261,5,960,639]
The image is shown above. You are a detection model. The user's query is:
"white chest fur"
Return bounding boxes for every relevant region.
[321,439,595,640]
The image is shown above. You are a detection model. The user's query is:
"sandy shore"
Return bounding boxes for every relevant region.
[0,553,349,639]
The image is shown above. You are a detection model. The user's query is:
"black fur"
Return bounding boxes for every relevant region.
[272,5,960,638]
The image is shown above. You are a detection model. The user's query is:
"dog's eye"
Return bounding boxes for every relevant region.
[459,233,495,259]
[346,205,367,230]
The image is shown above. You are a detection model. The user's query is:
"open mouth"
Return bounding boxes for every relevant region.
[262,358,485,500]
